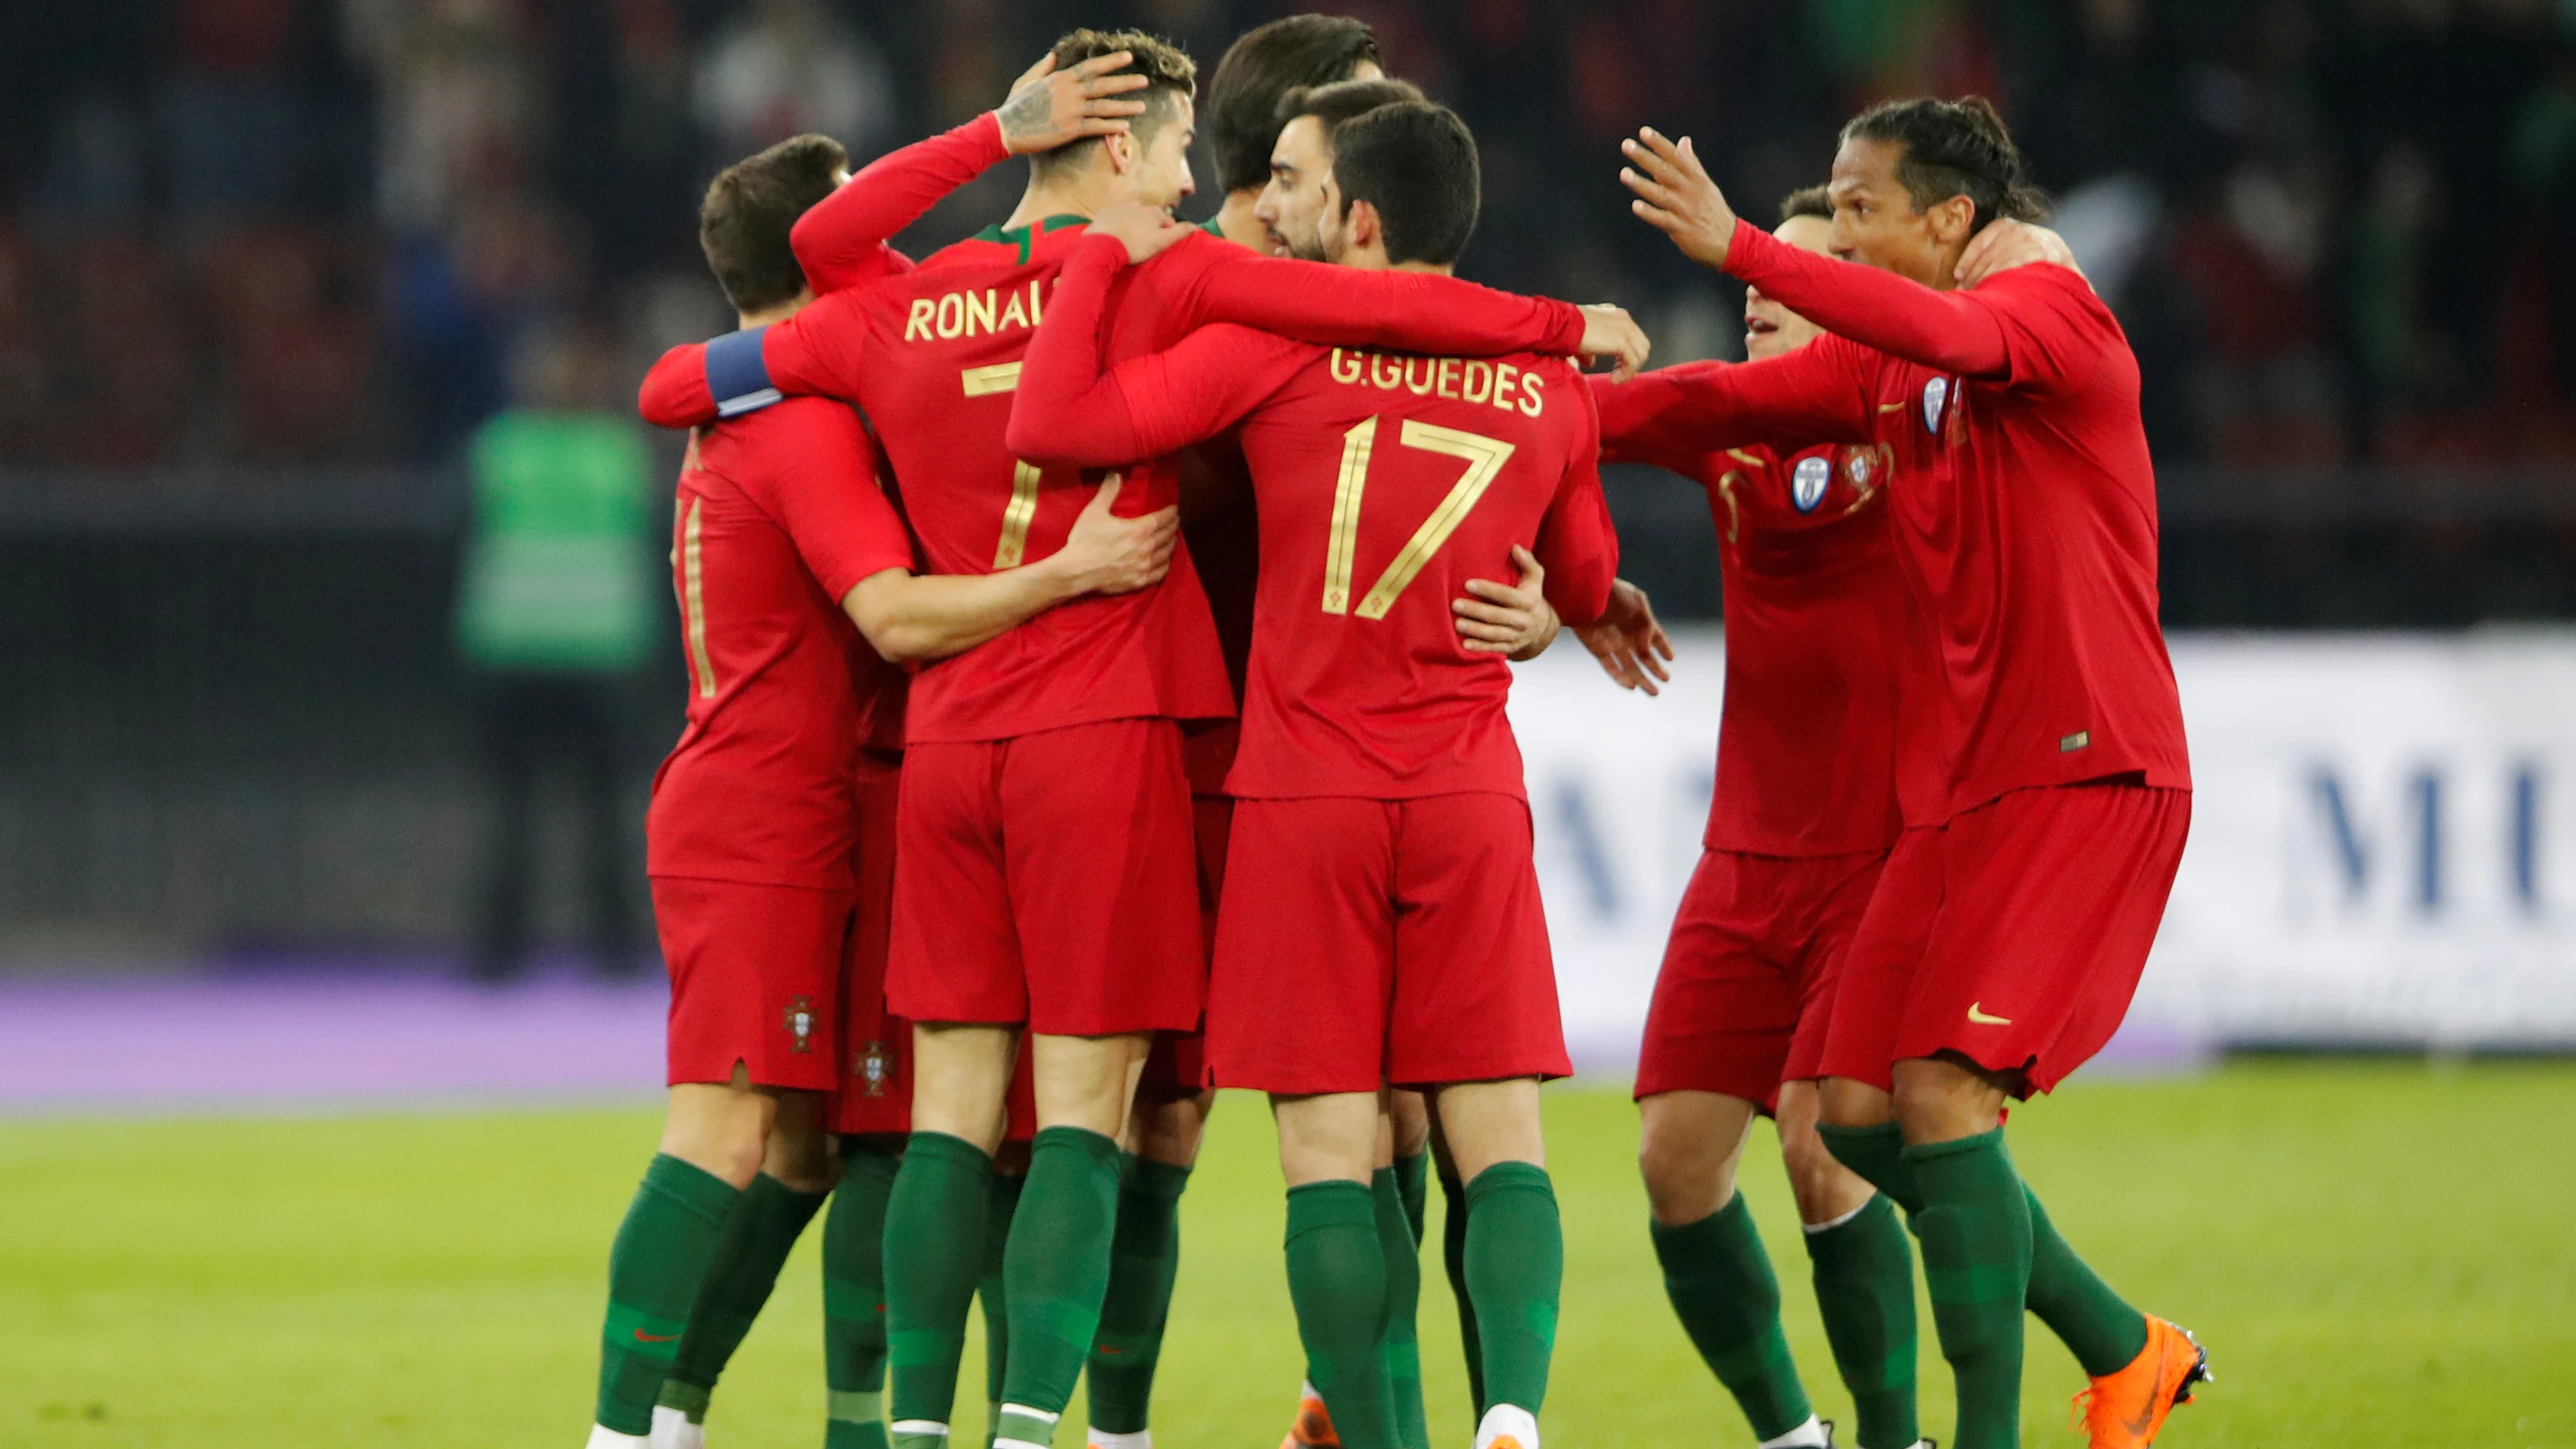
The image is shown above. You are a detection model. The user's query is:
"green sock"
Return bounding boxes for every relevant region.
[595,1154,742,1434]
[980,1170,1024,1447]
[1438,1170,1485,1416]
[1803,1195,1921,1449]
[884,1133,994,1449]
[1649,1193,1812,1440]
[2024,1188,2149,1376]
[1462,1162,1561,1417]
[1816,1121,1924,1215]
[657,1173,828,1419]
[1906,1129,2031,1449]
[1086,1153,1191,1434]
[1392,1151,1429,1252]
[826,1139,903,1449]
[1372,1168,1428,1449]
[1286,1179,1399,1449]
[992,1126,1124,1446]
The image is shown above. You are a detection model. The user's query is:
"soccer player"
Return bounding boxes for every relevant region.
[633,32,1642,1449]
[1003,99,1619,1449]
[1245,75,1571,1449]
[1588,186,1929,1449]
[1618,100,2207,1449]
[590,129,1181,1449]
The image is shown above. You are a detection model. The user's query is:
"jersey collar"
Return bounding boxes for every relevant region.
[970,213,1091,264]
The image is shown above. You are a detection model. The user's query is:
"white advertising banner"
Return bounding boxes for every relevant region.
[1507,627,2576,1059]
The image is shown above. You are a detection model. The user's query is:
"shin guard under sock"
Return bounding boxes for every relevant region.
[992,1127,1123,1446]
[661,1172,828,1417]
[826,1140,903,1449]
[1085,1154,1192,1434]
[1906,1130,2031,1449]
[1372,1167,1429,1449]
[596,1155,742,1435]
[1803,1194,1921,1449]
[1650,1193,1813,1441]
[883,1133,994,1449]
[1286,1179,1399,1449]
[1461,1162,1562,1418]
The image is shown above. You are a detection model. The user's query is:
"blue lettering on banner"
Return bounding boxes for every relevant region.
[2513,762,2542,914]
[1549,777,1622,919]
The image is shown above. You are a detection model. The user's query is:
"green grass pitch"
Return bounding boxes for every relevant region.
[5,1061,2574,1447]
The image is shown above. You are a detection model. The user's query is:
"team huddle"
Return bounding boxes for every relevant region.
[589,16,2205,1449]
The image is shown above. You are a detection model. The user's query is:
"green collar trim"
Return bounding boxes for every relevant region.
[970,213,1092,264]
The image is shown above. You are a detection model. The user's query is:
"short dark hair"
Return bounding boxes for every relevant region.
[698,133,848,313]
[1327,100,1480,268]
[1032,28,1197,178]
[1206,15,1382,194]
[1840,96,2048,234]
[1779,185,1833,223]
[1275,77,1426,142]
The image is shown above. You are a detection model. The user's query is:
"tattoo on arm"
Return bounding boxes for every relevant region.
[997,87,1051,146]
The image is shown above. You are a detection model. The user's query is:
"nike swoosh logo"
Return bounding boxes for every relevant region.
[633,1329,682,1342]
[1967,1002,2012,1025]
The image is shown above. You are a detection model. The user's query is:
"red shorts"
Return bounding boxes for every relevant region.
[1820,825,1949,1091]
[833,753,911,1136]
[1634,848,1886,1111]
[888,717,1204,1036]
[1208,794,1570,1095]
[1827,784,2190,1097]
[654,875,850,1092]
[1138,789,1232,1095]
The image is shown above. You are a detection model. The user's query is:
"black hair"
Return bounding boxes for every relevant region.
[1274,77,1427,140]
[1032,28,1197,178]
[1205,15,1382,194]
[698,133,848,312]
[1840,96,2048,234]
[1778,185,1833,223]
[1327,100,1480,267]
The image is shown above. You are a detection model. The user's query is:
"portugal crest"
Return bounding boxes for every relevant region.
[782,995,818,1054]
[1923,376,1951,434]
[856,1040,893,1097]
[1792,454,1831,512]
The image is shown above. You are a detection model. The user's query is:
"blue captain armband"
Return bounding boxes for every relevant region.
[706,326,782,417]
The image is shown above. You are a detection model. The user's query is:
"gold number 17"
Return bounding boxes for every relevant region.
[1321,417,1517,618]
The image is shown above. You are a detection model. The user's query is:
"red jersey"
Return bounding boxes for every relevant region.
[1634,224,2190,817]
[637,116,1587,747]
[1593,366,1908,854]
[1007,235,1619,801]
[646,398,915,888]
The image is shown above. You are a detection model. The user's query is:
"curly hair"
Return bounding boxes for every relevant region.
[1841,96,2048,234]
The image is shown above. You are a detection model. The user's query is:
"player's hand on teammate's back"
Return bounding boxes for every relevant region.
[1086,201,1196,264]
[1622,129,1740,271]
[1455,546,1562,661]
[1955,219,2091,290]
[1056,473,1179,595]
[997,49,1151,155]
[1577,305,1651,382]
[1575,578,1676,695]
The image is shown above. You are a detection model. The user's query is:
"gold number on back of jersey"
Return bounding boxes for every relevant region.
[1320,416,1516,619]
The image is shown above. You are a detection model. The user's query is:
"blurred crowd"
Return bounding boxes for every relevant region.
[4,0,2576,472]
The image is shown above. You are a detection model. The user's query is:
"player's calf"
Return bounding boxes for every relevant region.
[1434,1079,1559,1449]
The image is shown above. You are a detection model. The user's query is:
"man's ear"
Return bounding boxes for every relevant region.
[1103,130,1138,174]
[1927,193,1977,245]
[1344,195,1382,253]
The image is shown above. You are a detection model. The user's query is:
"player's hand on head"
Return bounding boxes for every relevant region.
[1576,304,1650,383]
[1622,129,1738,271]
[1456,545,1560,661]
[1063,471,1178,594]
[1574,578,1674,695]
[1087,201,1193,264]
[998,49,1151,155]
[1955,219,2091,291]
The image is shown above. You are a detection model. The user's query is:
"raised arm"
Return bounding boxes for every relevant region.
[1005,234,1306,467]
[1719,221,2011,377]
[792,51,1150,290]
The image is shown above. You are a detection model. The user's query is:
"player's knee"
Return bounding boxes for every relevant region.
[1636,1099,1733,1224]
[1780,1125,1868,1223]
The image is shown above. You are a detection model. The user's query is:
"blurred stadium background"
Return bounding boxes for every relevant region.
[6,4,2576,1447]
[8,0,2576,1007]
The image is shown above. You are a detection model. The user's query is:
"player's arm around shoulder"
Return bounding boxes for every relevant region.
[841,474,1179,665]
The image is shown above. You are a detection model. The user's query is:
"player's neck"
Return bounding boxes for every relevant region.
[1210,190,1266,249]
[1005,169,1118,231]
[1391,260,1454,277]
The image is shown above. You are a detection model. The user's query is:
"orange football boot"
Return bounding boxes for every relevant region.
[1279,1384,1339,1449]
[2070,1316,2209,1448]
